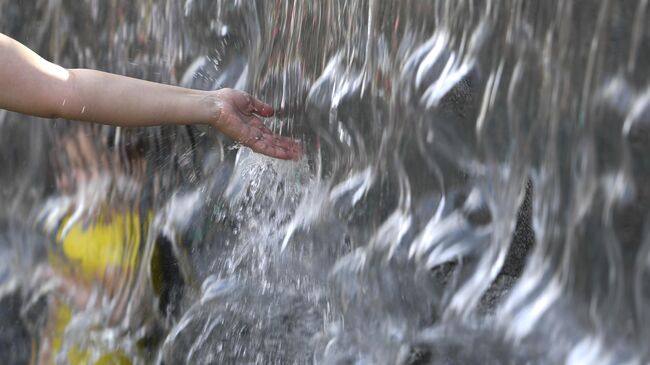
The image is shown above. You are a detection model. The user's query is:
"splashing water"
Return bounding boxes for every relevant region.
[1,0,650,364]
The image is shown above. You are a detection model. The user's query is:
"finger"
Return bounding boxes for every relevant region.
[253,136,300,160]
[272,136,303,159]
[275,135,300,147]
[247,118,303,156]
[273,135,303,155]
[250,97,274,117]
[252,140,294,160]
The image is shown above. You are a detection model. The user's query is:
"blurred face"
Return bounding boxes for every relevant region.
[54,128,144,195]
[55,129,99,193]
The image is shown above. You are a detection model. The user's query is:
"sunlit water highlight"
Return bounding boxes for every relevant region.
[1,1,650,364]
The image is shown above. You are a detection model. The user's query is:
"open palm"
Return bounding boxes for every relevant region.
[212,88,301,160]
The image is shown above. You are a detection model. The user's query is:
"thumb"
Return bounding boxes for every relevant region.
[251,97,274,117]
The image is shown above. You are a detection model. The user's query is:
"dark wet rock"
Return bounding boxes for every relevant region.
[158,281,321,365]
[501,180,534,277]
[479,181,534,312]
[478,274,518,315]
[0,223,49,365]
[0,291,31,365]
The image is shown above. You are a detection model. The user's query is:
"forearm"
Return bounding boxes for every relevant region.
[61,69,218,127]
[0,33,218,127]
[1,34,300,160]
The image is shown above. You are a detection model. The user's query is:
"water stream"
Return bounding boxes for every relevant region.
[1,1,650,364]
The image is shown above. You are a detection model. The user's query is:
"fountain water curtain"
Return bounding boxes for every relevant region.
[1,0,649,364]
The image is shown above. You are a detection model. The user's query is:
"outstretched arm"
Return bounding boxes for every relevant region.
[0,33,300,160]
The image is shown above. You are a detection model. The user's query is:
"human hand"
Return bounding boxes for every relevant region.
[211,88,301,160]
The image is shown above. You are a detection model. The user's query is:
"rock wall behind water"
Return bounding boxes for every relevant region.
[1,1,650,364]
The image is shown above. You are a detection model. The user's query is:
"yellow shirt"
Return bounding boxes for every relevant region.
[55,212,143,281]
[49,211,146,365]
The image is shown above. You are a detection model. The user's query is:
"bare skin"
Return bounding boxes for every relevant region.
[0,35,303,364]
[0,33,300,160]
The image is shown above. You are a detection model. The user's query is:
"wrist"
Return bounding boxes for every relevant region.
[195,91,223,126]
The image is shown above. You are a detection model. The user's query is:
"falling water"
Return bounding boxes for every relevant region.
[1,0,650,364]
